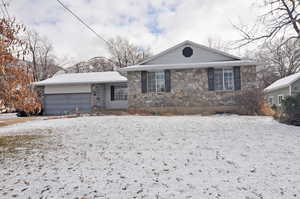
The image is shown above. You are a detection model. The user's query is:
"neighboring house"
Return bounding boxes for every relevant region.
[34,72,128,115]
[119,40,257,114]
[35,40,258,115]
[264,73,300,107]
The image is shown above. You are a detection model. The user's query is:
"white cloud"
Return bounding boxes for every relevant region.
[8,0,258,66]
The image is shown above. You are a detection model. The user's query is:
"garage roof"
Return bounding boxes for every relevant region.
[34,71,127,86]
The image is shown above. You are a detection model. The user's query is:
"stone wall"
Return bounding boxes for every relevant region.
[127,65,256,113]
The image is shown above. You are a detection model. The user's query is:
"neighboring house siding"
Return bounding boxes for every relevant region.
[266,87,290,106]
[44,84,91,94]
[145,45,236,65]
[127,65,256,113]
[266,78,300,107]
[291,79,300,95]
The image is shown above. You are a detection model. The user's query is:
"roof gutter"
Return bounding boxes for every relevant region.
[33,80,128,87]
[119,60,258,72]
[263,85,289,93]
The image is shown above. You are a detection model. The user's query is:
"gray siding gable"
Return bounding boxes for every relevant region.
[141,40,240,65]
[291,78,300,95]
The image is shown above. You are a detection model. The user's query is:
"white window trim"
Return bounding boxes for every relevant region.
[114,85,128,101]
[215,68,235,91]
[268,96,274,105]
[278,95,284,106]
[147,71,165,93]
[223,68,235,91]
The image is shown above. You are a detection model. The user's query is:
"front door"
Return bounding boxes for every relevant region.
[95,84,105,108]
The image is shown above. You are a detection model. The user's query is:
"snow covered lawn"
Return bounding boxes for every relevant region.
[0,113,17,120]
[0,115,299,198]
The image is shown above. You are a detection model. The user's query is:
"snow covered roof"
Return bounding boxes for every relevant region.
[119,60,257,72]
[34,71,127,86]
[264,72,300,93]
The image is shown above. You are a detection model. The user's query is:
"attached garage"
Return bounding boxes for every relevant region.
[34,72,128,115]
[44,93,91,115]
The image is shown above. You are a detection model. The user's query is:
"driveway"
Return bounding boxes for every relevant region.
[0,115,299,198]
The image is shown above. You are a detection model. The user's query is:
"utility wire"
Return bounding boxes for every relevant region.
[55,0,111,47]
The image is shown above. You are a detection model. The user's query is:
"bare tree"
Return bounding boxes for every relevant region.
[108,36,152,68]
[255,38,300,87]
[26,30,39,80]
[26,30,61,81]
[234,0,300,47]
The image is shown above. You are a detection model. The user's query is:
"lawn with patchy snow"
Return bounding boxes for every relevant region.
[0,115,299,199]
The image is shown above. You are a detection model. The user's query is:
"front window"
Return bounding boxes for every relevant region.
[114,86,128,101]
[268,96,273,105]
[214,69,223,90]
[147,71,165,92]
[278,95,284,105]
[224,69,234,90]
[214,68,234,91]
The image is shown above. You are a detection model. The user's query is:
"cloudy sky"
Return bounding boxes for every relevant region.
[8,0,258,65]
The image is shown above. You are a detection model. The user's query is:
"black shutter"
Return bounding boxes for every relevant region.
[165,70,171,92]
[207,68,215,91]
[111,86,115,101]
[234,66,241,90]
[141,71,148,93]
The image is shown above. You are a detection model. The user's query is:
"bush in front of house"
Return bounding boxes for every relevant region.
[281,93,300,125]
[235,88,265,115]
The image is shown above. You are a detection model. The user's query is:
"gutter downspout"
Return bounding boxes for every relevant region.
[289,85,292,96]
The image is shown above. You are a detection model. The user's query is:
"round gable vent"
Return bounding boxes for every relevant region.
[183,47,193,57]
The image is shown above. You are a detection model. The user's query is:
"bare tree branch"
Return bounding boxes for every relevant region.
[108,36,152,68]
[234,0,300,48]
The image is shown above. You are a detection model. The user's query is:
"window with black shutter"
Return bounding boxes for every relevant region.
[111,85,128,101]
[233,66,241,90]
[142,71,169,93]
[141,71,147,93]
[208,68,238,91]
[165,70,171,92]
[208,68,215,91]
[111,86,115,101]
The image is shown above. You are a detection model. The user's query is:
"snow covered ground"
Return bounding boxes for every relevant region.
[0,113,17,120]
[0,115,299,198]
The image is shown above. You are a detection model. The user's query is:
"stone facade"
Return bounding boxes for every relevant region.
[127,65,256,113]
